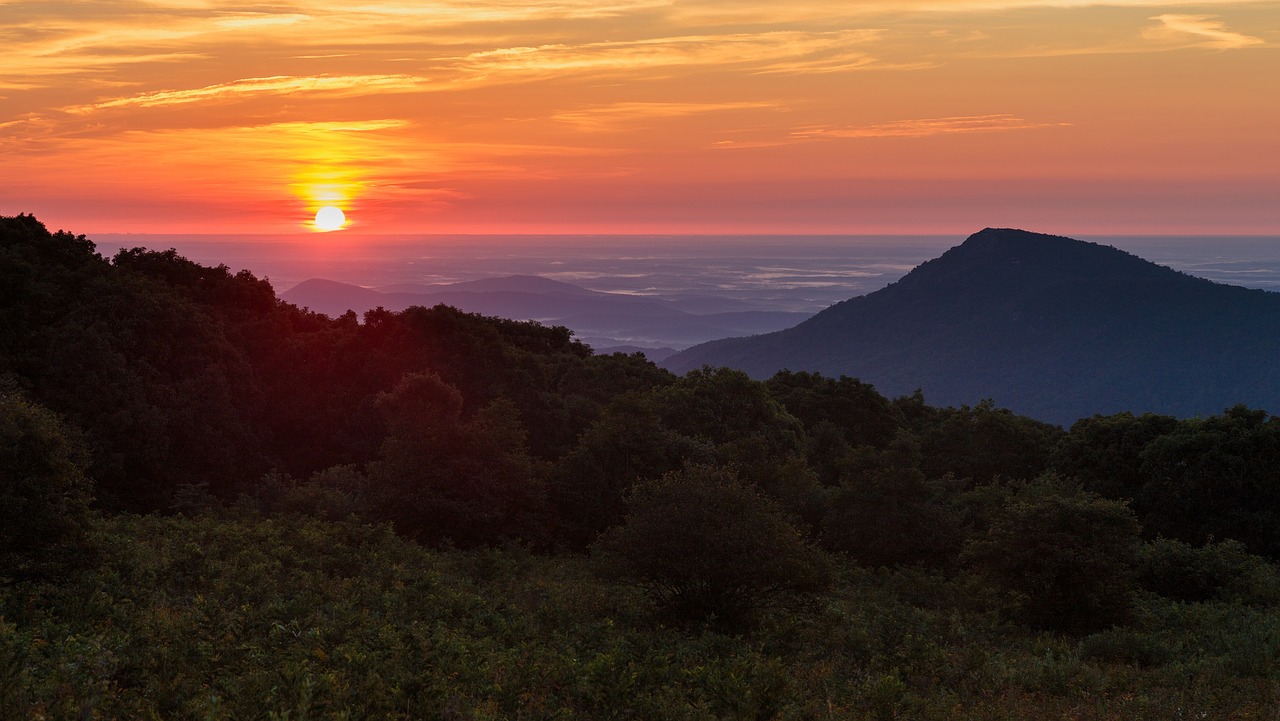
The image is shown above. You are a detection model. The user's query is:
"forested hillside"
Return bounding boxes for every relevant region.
[5,213,1280,719]
[666,228,1280,424]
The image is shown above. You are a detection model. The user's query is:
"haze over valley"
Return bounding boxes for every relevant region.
[92,233,1280,359]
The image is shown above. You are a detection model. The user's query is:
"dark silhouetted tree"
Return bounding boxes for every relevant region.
[917,400,1063,485]
[548,392,711,548]
[962,476,1140,632]
[367,372,545,547]
[821,436,964,568]
[0,395,94,581]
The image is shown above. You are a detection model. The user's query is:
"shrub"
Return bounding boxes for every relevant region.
[961,476,1140,632]
[592,464,834,629]
[367,372,546,547]
[1136,536,1280,605]
[0,395,95,580]
[820,439,964,568]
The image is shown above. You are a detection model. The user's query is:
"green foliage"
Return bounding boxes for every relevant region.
[549,367,823,549]
[654,368,815,500]
[962,477,1141,632]
[820,437,964,568]
[251,465,370,522]
[367,372,546,547]
[0,395,95,581]
[2,217,267,509]
[1054,406,1280,559]
[916,400,1065,485]
[1136,405,1280,556]
[592,465,834,628]
[2,513,1280,719]
[764,371,900,486]
[1136,536,1280,605]
[548,392,710,548]
[1052,411,1179,499]
[1078,628,1171,668]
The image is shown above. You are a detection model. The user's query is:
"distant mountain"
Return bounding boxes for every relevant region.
[377,275,601,297]
[281,275,812,353]
[663,228,1280,424]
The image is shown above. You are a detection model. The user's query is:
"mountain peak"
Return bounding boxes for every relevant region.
[957,227,1115,258]
[664,228,1278,424]
[894,227,1185,295]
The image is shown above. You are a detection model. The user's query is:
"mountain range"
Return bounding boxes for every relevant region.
[280,275,812,360]
[663,228,1280,425]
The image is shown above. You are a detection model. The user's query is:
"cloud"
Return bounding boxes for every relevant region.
[214,13,311,30]
[34,26,894,120]
[552,101,780,131]
[1143,14,1266,50]
[68,75,436,112]
[794,114,1069,139]
[451,30,889,79]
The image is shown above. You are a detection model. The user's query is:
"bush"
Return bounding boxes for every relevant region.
[1136,536,1280,605]
[592,464,834,629]
[961,476,1140,632]
[0,395,95,581]
[820,438,964,568]
[250,465,369,522]
[367,372,546,547]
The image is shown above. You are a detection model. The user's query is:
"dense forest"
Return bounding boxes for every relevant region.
[4,212,1280,719]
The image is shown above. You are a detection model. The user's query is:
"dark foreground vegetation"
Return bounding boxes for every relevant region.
[4,213,1280,718]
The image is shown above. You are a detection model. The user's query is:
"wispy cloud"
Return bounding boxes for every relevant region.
[452,30,888,79]
[1143,14,1265,50]
[1,0,1275,233]
[552,101,780,131]
[214,12,311,30]
[665,0,1269,26]
[32,28,893,120]
[68,75,436,112]
[795,114,1069,139]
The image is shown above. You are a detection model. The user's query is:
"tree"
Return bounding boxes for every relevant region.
[1136,536,1280,605]
[0,395,95,581]
[915,400,1063,485]
[592,465,834,629]
[1051,411,1179,500]
[548,393,711,548]
[366,372,545,547]
[1135,406,1280,556]
[961,476,1140,632]
[653,367,819,512]
[820,436,964,568]
[765,371,900,486]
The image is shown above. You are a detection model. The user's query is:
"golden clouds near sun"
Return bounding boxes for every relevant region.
[315,205,346,231]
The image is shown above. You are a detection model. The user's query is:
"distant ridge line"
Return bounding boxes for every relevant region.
[663,228,1280,425]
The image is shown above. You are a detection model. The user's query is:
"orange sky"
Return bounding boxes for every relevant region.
[2,1,1277,235]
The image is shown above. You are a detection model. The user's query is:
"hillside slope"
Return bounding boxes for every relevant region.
[664,228,1280,423]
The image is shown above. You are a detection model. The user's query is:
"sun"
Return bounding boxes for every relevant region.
[314,206,346,231]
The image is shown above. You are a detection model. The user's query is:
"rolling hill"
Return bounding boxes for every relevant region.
[281,274,811,357]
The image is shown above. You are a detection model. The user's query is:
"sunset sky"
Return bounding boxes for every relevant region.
[2,1,1277,235]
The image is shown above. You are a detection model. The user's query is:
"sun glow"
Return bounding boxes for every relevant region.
[3,0,1276,234]
[314,205,346,231]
